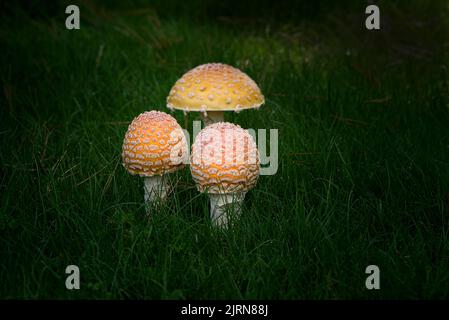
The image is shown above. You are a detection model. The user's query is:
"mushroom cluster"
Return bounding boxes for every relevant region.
[121,62,264,227]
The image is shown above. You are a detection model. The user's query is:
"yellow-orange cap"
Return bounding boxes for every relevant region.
[190,122,260,194]
[167,63,264,112]
[122,111,187,177]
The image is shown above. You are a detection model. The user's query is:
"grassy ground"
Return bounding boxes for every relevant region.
[1,1,449,299]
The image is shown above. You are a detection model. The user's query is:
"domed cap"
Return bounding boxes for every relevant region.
[167,63,264,112]
[122,111,187,177]
[190,122,260,194]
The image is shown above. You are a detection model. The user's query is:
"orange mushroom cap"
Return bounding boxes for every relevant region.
[167,63,264,112]
[190,122,260,194]
[122,111,187,177]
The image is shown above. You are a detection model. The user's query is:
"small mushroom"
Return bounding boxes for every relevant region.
[122,111,187,205]
[167,63,265,126]
[190,122,260,227]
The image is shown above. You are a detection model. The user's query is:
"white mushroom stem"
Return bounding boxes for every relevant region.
[143,175,169,203]
[208,192,246,227]
[201,111,224,126]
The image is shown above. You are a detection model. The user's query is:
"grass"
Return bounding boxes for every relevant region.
[1,1,449,299]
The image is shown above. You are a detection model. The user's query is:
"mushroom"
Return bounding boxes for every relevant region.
[167,63,265,126]
[190,122,260,227]
[122,111,187,205]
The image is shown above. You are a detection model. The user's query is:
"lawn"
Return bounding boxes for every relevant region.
[1,0,449,299]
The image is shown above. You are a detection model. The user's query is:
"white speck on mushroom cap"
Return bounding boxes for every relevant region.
[121,110,187,177]
[166,63,265,112]
[190,122,260,194]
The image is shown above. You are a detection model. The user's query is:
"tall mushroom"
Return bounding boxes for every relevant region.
[190,122,260,227]
[167,63,265,126]
[122,111,187,204]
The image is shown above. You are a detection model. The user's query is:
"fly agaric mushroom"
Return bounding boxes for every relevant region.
[190,122,260,227]
[167,63,264,126]
[122,111,187,204]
